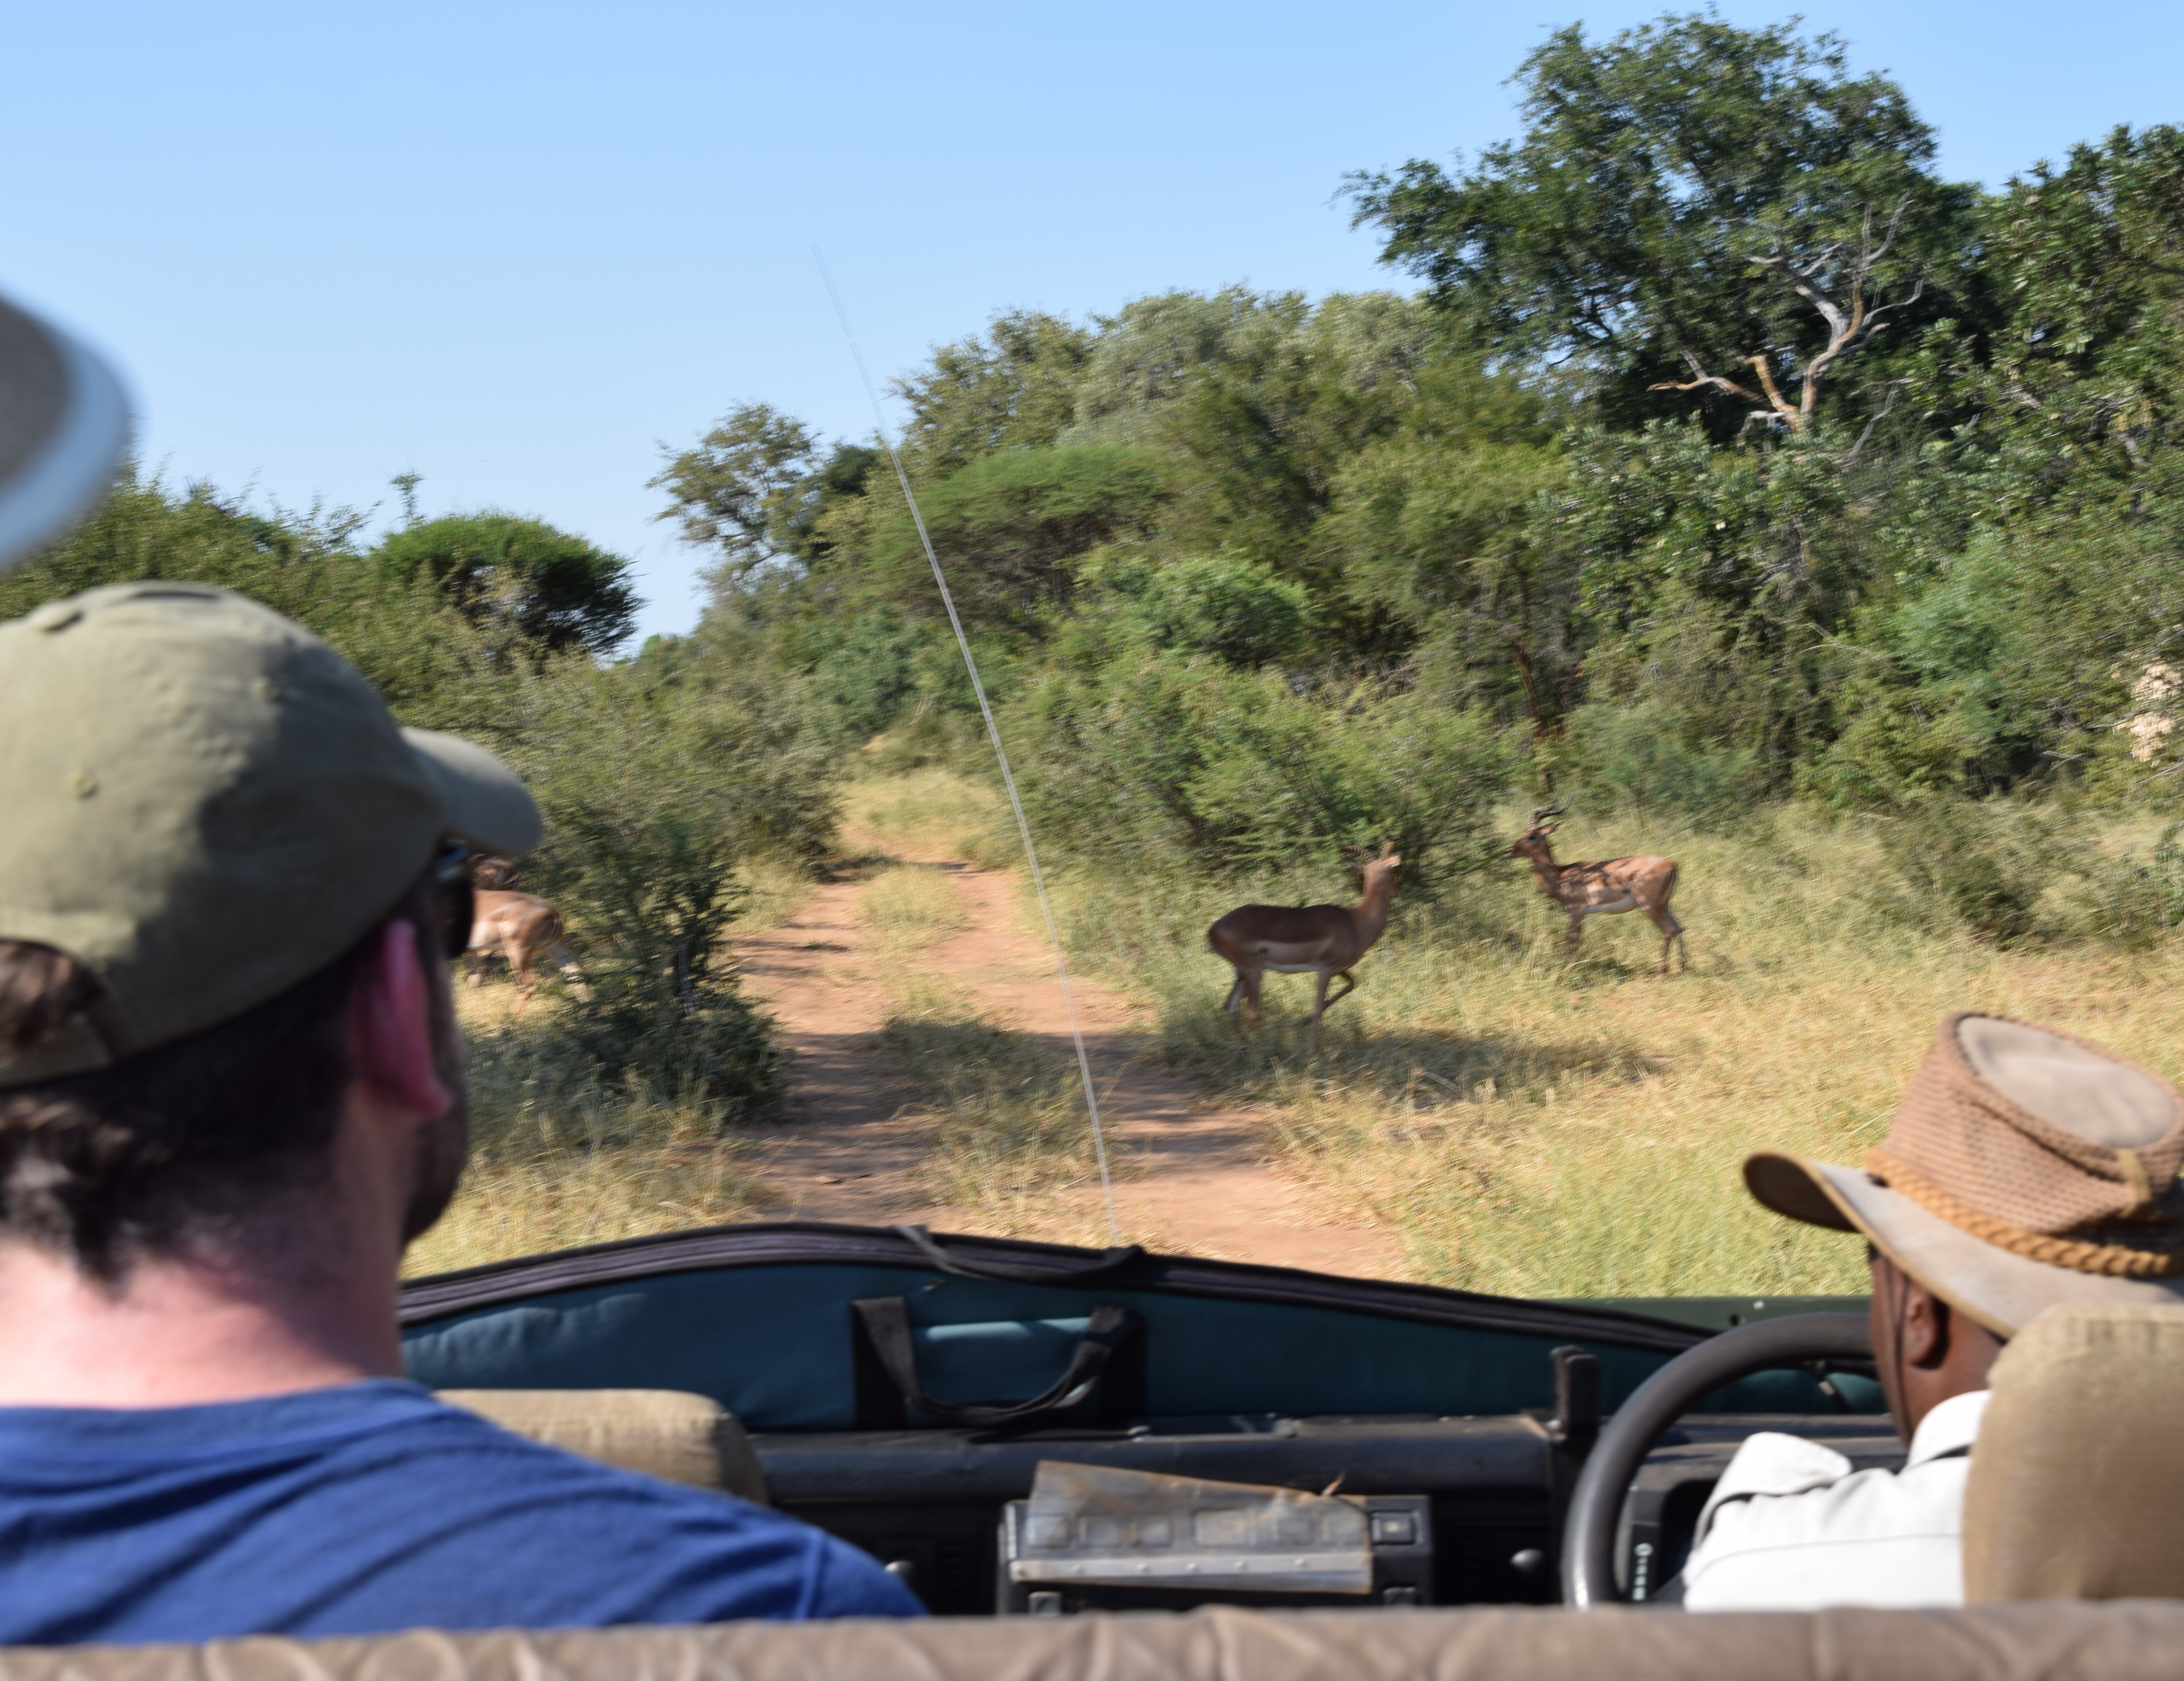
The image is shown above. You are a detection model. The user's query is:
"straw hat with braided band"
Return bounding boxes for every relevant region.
[1745,1012,2184,1337]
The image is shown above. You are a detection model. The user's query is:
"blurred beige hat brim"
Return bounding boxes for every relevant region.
[403,728,540,856]
[0,292,131,576]
[1746,1151,2184,1338]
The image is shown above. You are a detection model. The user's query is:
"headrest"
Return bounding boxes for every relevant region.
[436,1389,768,1505]
[1963,1301,2184,1600]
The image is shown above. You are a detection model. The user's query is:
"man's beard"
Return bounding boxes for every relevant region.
[400,980,470,1244]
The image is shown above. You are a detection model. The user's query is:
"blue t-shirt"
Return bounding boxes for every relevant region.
[0,1380,920,1643]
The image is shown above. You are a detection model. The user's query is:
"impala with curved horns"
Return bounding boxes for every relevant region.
[1510,801,1687,975]
[1206,845,1402,1050]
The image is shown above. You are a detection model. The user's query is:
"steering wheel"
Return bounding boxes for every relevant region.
[1561,1312,1875,1608]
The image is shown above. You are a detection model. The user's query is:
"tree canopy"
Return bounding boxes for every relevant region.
[375,512,638,657]
[638,9,2184,863]
[35,9,2181,927]
[1346,15,1976,434]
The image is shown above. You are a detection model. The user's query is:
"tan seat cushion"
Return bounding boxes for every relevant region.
[436,1389,768,1505]
[7,1604,2184,1680]
[1963,1301,2184,1601]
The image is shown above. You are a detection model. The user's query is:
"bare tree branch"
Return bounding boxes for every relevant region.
[1845,382,1905,464]
[1743,354,1799,422]
[1648,350,1771,409]
[1675,194,1930,433]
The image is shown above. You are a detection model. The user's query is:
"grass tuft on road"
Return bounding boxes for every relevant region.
[857,864,970,943]
[881,975,1116,1240]
[845,767,1016,869]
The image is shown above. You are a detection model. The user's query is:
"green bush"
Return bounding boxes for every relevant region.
[811,606,929,739]
[0,471,523,742]
[1090,553,1313,668]
[508,663,815,1113]
[858,445,1169,630]
[1873,798,2068,944]
[1558,701,1767,821]
[2052,823,2184,950]
[1798,685,1975,812]
[1008,651,1514,890]
[374,512,638,658]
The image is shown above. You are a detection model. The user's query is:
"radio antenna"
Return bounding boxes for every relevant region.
[814,249,1119,1246]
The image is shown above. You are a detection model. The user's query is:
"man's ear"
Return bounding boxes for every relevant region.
[1898,1278,1947,1369]
[349,919,453,1120]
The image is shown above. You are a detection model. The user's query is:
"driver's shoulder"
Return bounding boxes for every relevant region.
[1697,1415,1981,1561]
[1710,1430,1856,1507]
[1705,1389,1990,1529]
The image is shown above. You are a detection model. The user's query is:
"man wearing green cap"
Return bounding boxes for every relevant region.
[0,582,919,1642]
[1677,1010,2184,1609]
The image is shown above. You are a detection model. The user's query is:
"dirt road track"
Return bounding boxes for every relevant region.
[736,852,1399,1276]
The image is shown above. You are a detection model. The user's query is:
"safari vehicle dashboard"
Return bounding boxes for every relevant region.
[399,1221,1890,1615]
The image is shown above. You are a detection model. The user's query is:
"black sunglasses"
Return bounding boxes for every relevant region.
[433,839,476,961]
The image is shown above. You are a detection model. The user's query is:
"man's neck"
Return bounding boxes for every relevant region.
[0,1226,405,1409]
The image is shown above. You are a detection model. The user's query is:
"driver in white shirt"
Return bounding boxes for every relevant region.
[1679,1011,2184,1611]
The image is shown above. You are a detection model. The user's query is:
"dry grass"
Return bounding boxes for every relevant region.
[732,855,816,934]
[403,981,769,1278]
[420,758,2184,1300]
[857,864,969,943]
[1049,803,2184,1298]
[844,766,1016,868]
[881,977,1115,1237]
[846,770,1119,1236]
[407,1145,768,1276]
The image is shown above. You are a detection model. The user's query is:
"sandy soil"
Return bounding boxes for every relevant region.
[735,847,1398,1277]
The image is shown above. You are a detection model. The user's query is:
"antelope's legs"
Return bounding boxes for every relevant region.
[1643,904,1687,976]
[1224,969,1265,1031]
[1319,970,1357,1014]
[1223,967,1264,1031]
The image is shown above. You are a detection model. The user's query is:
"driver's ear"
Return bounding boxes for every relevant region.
[349,918,454,1121]
[1898,1279,1946,1369]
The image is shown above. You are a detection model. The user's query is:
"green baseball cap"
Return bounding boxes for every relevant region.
[0,581,541,1086]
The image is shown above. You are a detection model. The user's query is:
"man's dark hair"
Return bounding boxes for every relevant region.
[0,872,442,1281]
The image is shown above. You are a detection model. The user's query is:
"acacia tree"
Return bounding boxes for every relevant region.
[650,403,822,596]
[1347,14,1975,433]
[374,513,637,658]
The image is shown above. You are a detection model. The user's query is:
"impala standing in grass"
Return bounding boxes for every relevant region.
[466,890,583,1011]
[1207,846,1402,1050]
[1509,801,1687,975]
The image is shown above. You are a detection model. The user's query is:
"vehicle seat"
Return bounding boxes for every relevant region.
[1962,1302,2184,1601]
[436,1388,769,1505]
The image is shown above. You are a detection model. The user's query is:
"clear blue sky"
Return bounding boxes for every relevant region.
[5,2,2178,643]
